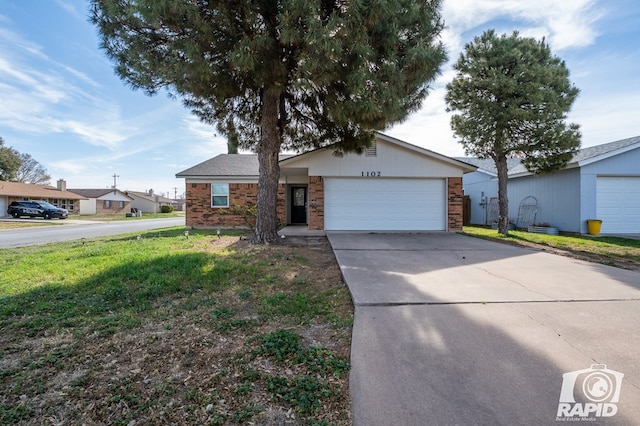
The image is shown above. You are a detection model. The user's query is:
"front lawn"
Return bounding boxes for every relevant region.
[462,226,640,269]
[0,228,353,425]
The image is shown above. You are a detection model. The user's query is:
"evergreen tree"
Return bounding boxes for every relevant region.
[445,30,581,235]
[0,137,22,182]
[91,0,447,243]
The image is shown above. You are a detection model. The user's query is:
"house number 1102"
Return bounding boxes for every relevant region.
[361,171,381,177]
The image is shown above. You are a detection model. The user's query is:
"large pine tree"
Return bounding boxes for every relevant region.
[91,0,447,243]
[446,30,581,235]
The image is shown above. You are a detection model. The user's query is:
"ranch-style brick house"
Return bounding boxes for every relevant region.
[176,133,476,232]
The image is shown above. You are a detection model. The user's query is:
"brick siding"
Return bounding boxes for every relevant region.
[96,200,131,215]
[186,182,286,229]
[447,177,463,231]
[308,176,324,230]
[185,176,464,231]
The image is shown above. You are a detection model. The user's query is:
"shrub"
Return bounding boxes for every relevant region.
[161,205,174,213]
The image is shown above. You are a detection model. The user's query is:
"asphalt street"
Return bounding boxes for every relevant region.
[327,232,640,426]
[0,217,185,248]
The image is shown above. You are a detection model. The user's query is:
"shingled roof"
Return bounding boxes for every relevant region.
[126,190,173,203]
[176,154,294,177]
[0,181,86,199]
[458,135,640,177]
[67,188,133,200]
[454,157,522,175]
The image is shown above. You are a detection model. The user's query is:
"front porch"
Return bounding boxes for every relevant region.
[278,225,326,237]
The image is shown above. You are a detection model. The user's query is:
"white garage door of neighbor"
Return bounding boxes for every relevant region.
[596,176,640,233]
[0,197,6,217]
[324,178,446,231]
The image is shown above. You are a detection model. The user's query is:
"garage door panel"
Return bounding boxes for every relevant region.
[596,177,640,233]
[325,178,445,231]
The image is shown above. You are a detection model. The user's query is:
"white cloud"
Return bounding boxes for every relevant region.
[53,0,85,21]
[0,24,135,150]
[50,159,88,175]
[388,0,607,155]
[442,0,601,51]
[182,114,229,158]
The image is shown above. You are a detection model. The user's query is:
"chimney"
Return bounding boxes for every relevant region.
[149,189,154,196]
[57,179,67,191]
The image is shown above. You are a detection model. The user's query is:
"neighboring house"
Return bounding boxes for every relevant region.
[459,135,640,234]
[67,188,133,215]
[176,132,477,232]
[171,198,186,212]
[126,190,174,213]
[0,179,84,217]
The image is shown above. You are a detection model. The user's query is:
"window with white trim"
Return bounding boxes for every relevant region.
[211,184,229,207]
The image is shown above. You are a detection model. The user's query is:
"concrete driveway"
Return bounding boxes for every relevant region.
[327,232,640,425]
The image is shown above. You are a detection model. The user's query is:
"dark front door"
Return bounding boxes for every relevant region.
[290,186,307,224]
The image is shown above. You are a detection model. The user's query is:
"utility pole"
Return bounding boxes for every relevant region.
[111,174,120,189]
[173,187,178,199]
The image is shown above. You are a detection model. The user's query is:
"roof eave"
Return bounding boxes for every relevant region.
[577,142,640,167]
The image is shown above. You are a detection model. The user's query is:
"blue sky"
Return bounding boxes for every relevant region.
[1,0,639,197]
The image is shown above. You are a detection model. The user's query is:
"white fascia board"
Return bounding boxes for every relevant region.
[577,142,640,167]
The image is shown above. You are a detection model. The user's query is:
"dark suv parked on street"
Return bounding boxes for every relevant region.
[7,201,68,220]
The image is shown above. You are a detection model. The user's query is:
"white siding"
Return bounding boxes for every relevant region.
[581,148,640,232]
[324,178,446,231]
[461,171,498,225]
[79,199,97,215]
[508,169,581,231]
[596,177,640,233]
[283,137,466,178]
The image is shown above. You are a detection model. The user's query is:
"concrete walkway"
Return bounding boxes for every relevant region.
[327,232,640,425]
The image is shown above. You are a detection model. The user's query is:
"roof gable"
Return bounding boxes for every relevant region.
[176,133,476,179]
[461,135,640,178]
[280,132,476,176]
[68,188,133,200]
[127,191,173,203]
[574,135,640,166]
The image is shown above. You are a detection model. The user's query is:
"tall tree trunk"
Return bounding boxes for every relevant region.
[251,89,282,244]
[226,118,239,154]
[495,154,510,235]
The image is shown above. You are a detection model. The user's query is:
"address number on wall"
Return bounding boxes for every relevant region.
[361,171,381,177]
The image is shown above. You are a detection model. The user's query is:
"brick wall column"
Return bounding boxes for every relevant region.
[447,177,463,231]
[308,176,324,230]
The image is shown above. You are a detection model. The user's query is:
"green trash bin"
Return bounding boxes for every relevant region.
[587,219,602,236]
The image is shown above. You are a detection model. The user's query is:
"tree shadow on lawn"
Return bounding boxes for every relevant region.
[0,236,352,425]
[0,250,251,338]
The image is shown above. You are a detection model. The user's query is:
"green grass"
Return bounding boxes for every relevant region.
[461,226,640,267]
[0,228,250,337]
[0,228,352,425]
[72,211,185,221]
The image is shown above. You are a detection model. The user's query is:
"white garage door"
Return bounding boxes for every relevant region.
[596,177,640,233]
[324,178,446,231]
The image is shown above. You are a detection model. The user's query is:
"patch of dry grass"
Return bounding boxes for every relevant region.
[0,230,353,425]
